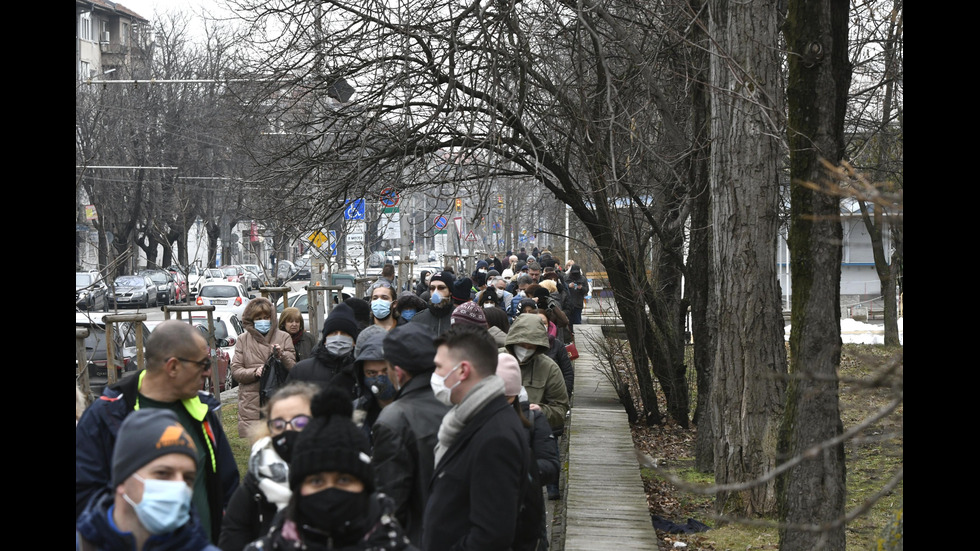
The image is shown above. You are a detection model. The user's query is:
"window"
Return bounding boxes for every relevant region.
[121,23,128,46]
[79,11,93,41]
[100,21,110,43]
[80,61,93,80]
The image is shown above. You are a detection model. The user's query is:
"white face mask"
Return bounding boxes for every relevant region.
[430,362,462,406]
[514,347,534,363]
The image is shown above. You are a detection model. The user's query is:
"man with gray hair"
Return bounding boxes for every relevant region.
[76,320,240,544]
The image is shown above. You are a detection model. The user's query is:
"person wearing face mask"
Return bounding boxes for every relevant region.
[423,325,531,551]
[350,326,392,447]
[219,382,318,551]
[233,298,298,438]
[368,282,400,331]
[287,302,362,400]
[394,291,426,325]
[279,307,317,362]
[76,409,219,551]
[504,314,570,434]
[76,321,240,543]
[243,387,417,551]
[407,271,457,338]
[368,324,450,545]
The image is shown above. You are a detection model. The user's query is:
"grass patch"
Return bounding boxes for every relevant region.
[219,399,251,477]
[630,343,902,550]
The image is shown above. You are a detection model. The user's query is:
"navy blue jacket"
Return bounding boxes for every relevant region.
[75,371,240,543]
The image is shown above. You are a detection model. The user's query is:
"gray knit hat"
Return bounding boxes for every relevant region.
[111,409,198,487]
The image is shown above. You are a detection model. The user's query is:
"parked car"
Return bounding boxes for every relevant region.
[183,265,206,297]
[275,260,297,285]
[222,265,244,284]
[170,271,189,302]
[204,268,225,283]
[243,264,268,289]
[138,269,178,305]
[236,265,260,291]
[76,314,146,396]
[428,250,439,262]
[76,271,107,311]
[108,275,158,309]
[196,282,251,317]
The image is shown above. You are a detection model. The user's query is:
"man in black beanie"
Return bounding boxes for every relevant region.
[287,303,361,399]
[408,270,456,338]
[371,324,451,545]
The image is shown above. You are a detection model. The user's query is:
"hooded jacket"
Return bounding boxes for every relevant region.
[564,268,590,308]
[505,314,570,431]
[218,437,291,551]
[75,372,240,543]
[351,327,389,445]
[408,300,454,338]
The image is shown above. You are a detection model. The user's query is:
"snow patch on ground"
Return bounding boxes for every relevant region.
[785,317,903,345]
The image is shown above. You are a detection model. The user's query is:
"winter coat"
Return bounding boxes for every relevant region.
[243,493,418,551]
[76,487,220,551]
[218,438,291,551]
[408,302,455,338]
[370,374,450,545]
[75,372,240,543]
[422,396,530,551]
[290,331,318,363]
[523,403,560,486]
[546,332,575,396]
[286,345,359,400]
[564,270,590,308]
[505,314,570,431]
[232,327,297,438]
[351,327,388,447]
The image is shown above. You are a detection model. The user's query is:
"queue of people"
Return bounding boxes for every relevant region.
[76,250,583,550]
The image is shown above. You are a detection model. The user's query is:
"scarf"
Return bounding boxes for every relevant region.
[434,375,505,466]
[248,437,292,511]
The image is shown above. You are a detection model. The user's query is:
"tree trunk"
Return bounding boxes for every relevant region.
[709,0,787,517]
[777,0,850,548]
[686,0,716,472]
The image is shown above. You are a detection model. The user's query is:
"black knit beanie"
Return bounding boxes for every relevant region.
[343,298,372,330]
[452,277,473,304]
[321,302,361,341]
[289,386,374,492]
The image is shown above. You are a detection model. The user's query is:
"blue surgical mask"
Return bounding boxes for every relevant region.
[371,299,392,319]
[430,292,443,305]
[400,309,417,321]
[123,474,192,535]
[254,320,272,334]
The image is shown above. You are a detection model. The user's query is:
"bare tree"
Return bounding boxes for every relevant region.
[707,0,788,516]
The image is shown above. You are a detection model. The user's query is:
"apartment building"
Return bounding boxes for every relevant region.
[76,0,150,81]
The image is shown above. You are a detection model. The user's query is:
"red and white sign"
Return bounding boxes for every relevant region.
[465,230,478,242]
[454,217,463,237]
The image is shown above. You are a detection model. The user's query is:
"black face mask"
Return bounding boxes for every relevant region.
[271,431,299,463]
[296,488,370,546]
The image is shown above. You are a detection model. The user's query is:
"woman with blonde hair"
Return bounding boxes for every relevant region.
[278,306,316,362]
[232,297,297,437]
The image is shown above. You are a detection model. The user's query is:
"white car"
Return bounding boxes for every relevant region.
[188,314,244,363]
[196,282,251,317]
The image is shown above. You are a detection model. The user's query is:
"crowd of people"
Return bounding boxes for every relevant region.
[76,247,588,551]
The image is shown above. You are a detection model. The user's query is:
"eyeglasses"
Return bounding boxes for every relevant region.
[176,356,212,372]
[269,414,311,432]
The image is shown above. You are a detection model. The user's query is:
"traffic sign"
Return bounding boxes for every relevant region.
[465,230,478,242]
[380,188,400,208]
[454,217,463,237]
[309,230,328,248]
[434,216,448,230]
[344,199,366,220]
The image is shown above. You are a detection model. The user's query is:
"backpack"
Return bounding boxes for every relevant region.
[513,409,547,551]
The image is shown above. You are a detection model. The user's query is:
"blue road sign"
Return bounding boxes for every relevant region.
[329,230,338,256]
[344,199,366,220]
[380,188,400,208]
[435,215,449,230]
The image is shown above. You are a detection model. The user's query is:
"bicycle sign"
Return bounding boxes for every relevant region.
[344,199,365,220]
[379,188,400,208]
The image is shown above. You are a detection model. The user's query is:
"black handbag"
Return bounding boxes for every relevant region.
[259,351,288,406]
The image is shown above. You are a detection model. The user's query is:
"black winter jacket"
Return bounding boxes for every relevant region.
[370,373,450,545]
[286,346,358,400]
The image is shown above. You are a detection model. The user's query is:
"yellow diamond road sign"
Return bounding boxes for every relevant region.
[309,230,328,249]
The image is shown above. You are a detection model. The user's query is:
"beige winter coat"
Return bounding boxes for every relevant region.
[231,327,296,438]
